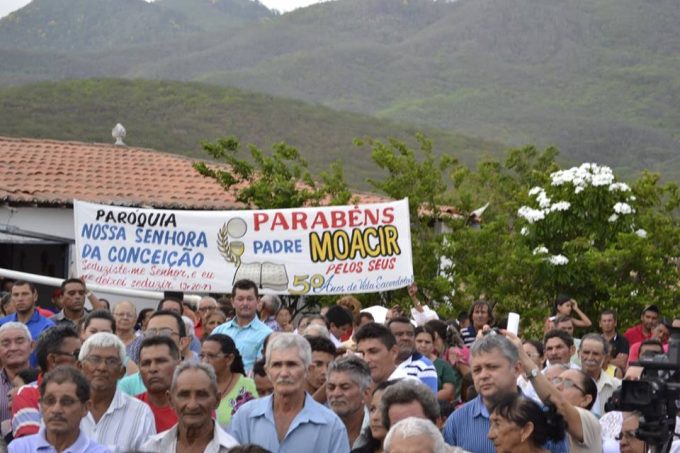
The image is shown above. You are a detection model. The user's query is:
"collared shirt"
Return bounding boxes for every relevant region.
[592,371,622,417]
[140,421,239,453]
[0,310,55,343]
[443,395,494,453]
[624,324,652,346]
[8,427,111,453]
[0,368,13,425]
[351,406,371,450]
[80,388,156,453]
[443,395,569,453]
[50,309,90,327]
[396,352,438,394]
[212,317,272,373]
[228,393,349,453]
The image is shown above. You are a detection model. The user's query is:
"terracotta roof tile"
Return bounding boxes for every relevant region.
[0,136,392,210]
[0,136,244,210]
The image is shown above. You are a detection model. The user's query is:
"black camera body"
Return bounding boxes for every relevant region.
[605,327,680,453]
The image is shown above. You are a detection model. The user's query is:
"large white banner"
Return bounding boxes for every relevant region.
[74,199,413,295]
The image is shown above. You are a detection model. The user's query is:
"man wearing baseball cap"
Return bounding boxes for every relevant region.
[624,304,659,346]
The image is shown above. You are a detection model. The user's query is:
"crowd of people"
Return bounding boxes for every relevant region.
[0,277,678,453]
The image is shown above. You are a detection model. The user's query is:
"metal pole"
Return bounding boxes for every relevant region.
[0,267,200,302]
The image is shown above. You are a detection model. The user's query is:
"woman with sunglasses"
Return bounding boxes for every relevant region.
[506,331,602,453]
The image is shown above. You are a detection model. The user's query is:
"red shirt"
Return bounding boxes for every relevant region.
[12,374,42,438]
[137,392,178,433]
[624,324,653,346]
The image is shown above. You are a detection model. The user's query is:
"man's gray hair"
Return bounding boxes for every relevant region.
[384,417,448,453]
[78,332,126,363]
[470,333,518,365]
[198,296,218,308]
[261,295,281,314]
[327,355,372,391]
[170,360,219,396]
[302,323,330,339]
[113,300,136,315]
[0,321,32,341]
[580,332,610,355]
[266,332,312,368]
[381,380,440,430]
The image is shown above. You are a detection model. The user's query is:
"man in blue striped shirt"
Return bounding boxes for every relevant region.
[387,317,438,394]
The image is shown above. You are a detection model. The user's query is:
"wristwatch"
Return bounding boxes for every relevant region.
[526,368,540,380]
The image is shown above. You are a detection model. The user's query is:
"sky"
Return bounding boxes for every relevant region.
[0,0,325,18]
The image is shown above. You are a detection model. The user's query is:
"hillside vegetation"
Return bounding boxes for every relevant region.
[0,78,504,187]
[1,0,679,180]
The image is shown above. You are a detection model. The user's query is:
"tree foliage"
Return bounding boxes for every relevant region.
[197,132,680,334]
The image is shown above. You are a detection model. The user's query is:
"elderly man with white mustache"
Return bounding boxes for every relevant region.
[578,333,621,417]
[228,333,349,453]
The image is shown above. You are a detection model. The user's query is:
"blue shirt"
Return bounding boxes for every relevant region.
[443,395,494,453]
[212,317,272,373]
[0,310,54,342]
[9,427,111,453]
[228,393,350,453]
[443,395,569,453]
[118,371,146,396]
[398,352,438,394]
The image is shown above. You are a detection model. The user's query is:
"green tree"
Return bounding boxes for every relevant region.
[194,136,352,209]
[356,133,458,306]
[194,136,353,315]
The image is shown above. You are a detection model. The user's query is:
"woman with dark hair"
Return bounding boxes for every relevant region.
[135,308,154,332]
[460,300,494,345]
[351,380,398,453]
[544,294,592,332]
[488,393,565,453]
[509,332,602,453]
[414,326,460,402]
[201,333,257,429]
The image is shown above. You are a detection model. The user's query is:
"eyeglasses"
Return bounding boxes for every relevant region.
[82,355,121,368]
[52,349,80,360]
[551,377,586,394]
[198,306,217,313]
[199,352,227,361]
[144,328,179,338]
[615,430,638,441]
[114,312,135,319]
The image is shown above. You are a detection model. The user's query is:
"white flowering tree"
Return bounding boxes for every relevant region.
[441,147,680,333]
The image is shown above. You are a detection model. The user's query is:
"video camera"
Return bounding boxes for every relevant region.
[605,327,680,453]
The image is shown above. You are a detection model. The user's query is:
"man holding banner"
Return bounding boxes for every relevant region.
[212,279,272,374]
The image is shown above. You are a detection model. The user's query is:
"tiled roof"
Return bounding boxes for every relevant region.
[0,136,392,210]
[0,136,244,209]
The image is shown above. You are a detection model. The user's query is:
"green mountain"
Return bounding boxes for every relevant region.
[157,0,274,32]
[0,79,504,187]
[1,0,679,180]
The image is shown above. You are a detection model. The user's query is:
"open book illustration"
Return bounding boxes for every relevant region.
[233,262,289,291]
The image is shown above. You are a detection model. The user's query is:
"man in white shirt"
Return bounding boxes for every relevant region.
[578,333,621,417]
[141,362,239,452]
[78,332,155,452]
